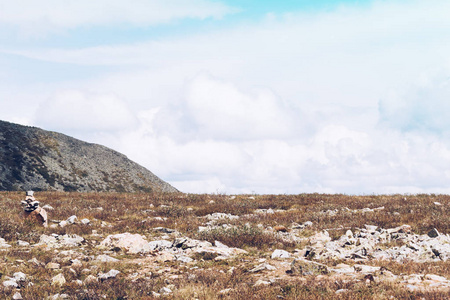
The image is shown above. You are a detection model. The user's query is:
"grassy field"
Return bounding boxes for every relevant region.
[0,192,449,299]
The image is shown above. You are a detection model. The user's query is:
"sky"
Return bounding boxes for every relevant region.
[1,0,450,194]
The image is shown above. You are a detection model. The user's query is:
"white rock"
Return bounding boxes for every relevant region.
[99,233,151,254]
[67,215,77,224]
[98,269,120,281]
[214,241,229,248]
[84,275,98,284]
[303,221,313,227]
[17,240,30,247]
[149,240,173,251]
[12,292,23,300]
[13,272,27,283]
[81,218,90,225]
[159,287,172,294]
[364,225,378,232]
[59,221,67,228]
[42,204,54,210]
[271,249,291,259]
[0,237,11,248]
[51,273,66,286]
[3,280,18,288]
[254,279,271,286]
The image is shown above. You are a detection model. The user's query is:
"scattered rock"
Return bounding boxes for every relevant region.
[66,215,77,224]
[287,259,329,276]
[98,269,120,281]
[0,237,11,249]
[51,273,66,286]
[42,204,54,210]
[99,233,152,254]
[84,275,98,284]
[249,263,276,273]
[17,240,30,247]
[271,249,291,259]
[159,286,173,294]
[3,280,19,288]
[254,279,271,286]
[45,262,61,270]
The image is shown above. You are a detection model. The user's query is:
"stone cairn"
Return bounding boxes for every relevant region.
[21,191,48,227]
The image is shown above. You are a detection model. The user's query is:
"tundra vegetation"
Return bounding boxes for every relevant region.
[0,192,449,299]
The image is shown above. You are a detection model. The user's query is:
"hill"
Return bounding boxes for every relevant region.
[0,120,178,193]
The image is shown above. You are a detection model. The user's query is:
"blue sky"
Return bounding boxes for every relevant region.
[1,0,450,194]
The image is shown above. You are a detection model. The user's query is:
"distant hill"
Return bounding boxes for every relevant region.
[0,120,178,193]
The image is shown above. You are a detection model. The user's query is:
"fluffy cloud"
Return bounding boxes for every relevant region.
[0,0,236,36]
[36,90,138,133]
[181,73,299,140]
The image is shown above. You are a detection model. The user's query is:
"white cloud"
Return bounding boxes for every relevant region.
[0,0,236,37]
[5,0,450,194]
[36,90,138,132]
[182,73,299,140]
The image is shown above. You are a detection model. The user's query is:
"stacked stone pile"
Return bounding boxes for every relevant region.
[20,191,48,227]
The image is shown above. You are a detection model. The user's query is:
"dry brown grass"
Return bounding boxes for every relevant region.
[0,191,449,299]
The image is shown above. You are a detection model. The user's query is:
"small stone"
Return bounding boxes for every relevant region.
[46,262,61,269]
[303,221,313,227]
[271,249,291,259]
[3,280,18,288]
[98,269,120,281]
[84,275,98,284]
[59,221,67,228]
[287,259,329,276]
[218,288,232,295]
[17,240,30,247]
[13,292,23,300]
[335,289,349,294]
[434,202,442,206]
[72,279,83,286]
[13,272,27,283]
[159,287,173,294]
[254,279,271,286]
[427,228,440,238]
[81,218,90,225]
[364,225,378,232]
[42,204,54,210]
[67,215,77,224]
[51,273,66,286]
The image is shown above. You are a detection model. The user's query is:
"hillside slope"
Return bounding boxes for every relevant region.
[0,120,177,193]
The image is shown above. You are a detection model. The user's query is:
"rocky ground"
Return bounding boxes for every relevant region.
[0,192,449,299]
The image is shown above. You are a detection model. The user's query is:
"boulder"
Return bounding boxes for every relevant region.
[24,207,48,227]
[287,259,329,276]
[99,233,151,254]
